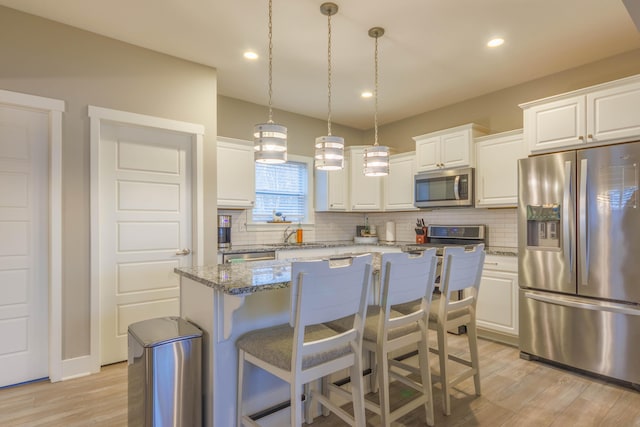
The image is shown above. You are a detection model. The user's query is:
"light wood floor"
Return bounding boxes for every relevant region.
[1,335,639,426]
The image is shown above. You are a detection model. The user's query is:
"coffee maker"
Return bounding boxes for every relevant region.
[218,215,231,249]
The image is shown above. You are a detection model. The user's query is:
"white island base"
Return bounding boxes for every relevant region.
[180,275,302,426]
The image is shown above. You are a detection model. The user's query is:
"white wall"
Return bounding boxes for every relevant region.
[221,208,517,249]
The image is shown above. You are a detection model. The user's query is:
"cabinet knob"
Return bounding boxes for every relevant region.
[578,136,585,141]
[587,134,593,139]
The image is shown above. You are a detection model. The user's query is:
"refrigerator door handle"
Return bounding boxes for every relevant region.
[563,161,573,272]
[524,291,640,316]
[453,175,460,200]
[579,158,589,286]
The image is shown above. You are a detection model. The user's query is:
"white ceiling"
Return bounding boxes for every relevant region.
[1,0,639,129]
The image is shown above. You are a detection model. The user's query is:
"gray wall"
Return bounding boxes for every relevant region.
[0,7,218,359]
[370,49,640,152]
[218,95,365,156]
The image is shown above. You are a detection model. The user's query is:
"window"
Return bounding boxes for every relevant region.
[252,155,314,224]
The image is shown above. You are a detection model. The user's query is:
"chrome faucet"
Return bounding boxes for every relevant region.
[283,225,296,244]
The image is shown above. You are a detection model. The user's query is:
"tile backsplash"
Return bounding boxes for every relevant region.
[218,208,517,248]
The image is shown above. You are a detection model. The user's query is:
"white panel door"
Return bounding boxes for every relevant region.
[0,105,49,387]
[99,122,192,365]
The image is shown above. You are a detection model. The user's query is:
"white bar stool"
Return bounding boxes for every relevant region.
[430,244,485,415]
[236,254,372,427]
[326,250,438,427]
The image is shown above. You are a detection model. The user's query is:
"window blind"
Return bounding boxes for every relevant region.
[253,161,308,222]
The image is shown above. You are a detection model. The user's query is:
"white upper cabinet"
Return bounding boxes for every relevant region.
[349,146,383,211]
[216,137,255,208]
[315,153,349,211]
[475,130,527,208]
[383,151,418,211]
[522,74,640,153]
[414,123,489,172]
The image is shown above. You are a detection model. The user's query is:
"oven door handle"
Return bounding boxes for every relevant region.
[454,175,461,200]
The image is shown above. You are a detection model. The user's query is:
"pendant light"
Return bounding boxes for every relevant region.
[254,0,287,164]
[315,2,344,171]
[363,27,389,176]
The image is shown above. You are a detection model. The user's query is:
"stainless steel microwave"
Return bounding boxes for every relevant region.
[414,167,474,208]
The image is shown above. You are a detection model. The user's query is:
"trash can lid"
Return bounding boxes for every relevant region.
[128,316,202,348]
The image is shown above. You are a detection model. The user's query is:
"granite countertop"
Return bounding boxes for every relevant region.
[217,240,412,254]
[176,252,381,296]
[177,242,518,296]
[218,241,517,257]
[176,260,293,295]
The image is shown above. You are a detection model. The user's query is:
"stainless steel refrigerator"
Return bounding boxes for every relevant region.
[518,140,640,387]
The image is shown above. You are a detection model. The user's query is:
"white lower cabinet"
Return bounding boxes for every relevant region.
[476,255,519,344]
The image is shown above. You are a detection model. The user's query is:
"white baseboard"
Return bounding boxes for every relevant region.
[61,355,100,381]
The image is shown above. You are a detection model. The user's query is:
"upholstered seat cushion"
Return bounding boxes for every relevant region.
[325,306,419,342]
[236,323,352,372]
[394,294,468,324]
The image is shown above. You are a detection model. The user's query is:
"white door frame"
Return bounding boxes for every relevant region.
[0,89,64,382]
[89,106,204,374]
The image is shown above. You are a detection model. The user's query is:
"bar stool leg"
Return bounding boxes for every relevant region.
[468,318,481,396]
[237,350,245,427]
[418,331,435,426]
[437,324,451,415]
[376,343,392,427]
[291,379,303,426]
[321,376,330,417]
[351,352,367,427]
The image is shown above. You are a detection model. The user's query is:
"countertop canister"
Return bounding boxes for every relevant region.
[385,221,396,242]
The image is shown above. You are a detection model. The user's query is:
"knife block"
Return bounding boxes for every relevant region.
[415,226,428,244]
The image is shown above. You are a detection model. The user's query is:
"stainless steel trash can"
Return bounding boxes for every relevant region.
[128,316,202,427]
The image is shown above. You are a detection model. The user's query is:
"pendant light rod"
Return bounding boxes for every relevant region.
[254,0,287,163]
[267,0,274,123]
[363,26,389,177]
[315,2,344,171]
[369,27,384,147]
[320,2,338,136]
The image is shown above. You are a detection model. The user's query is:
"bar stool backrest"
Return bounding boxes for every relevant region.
[290,253,373,371]
[380,249,438,330]
[439,244,485,313]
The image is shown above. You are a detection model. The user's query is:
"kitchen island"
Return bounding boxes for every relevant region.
[176,242,516,426]
[177,260,298,427]
[177,254,384,427]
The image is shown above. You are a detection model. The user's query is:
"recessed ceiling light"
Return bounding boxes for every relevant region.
[487,38,505,48]
[361,91,373,98]
[243,51,259,60]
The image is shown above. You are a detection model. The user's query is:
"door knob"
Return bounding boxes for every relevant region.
[175,248,191,256]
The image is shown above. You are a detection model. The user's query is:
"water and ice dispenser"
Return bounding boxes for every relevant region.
[526,204,561,248]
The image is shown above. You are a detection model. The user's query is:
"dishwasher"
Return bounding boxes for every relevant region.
[222,251,276,264]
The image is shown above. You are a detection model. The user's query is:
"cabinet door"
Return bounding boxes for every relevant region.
[587,79,640,144]
[525,95,586,153]
[349,147,382,211]
[315,161,349,212]
[440,129,471,169]
[217,138,255,208]
[327,165,348,210]
[383,152,418,211]
[475,130,527,207]
[415,136,440,172]
[476,256,518,337]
